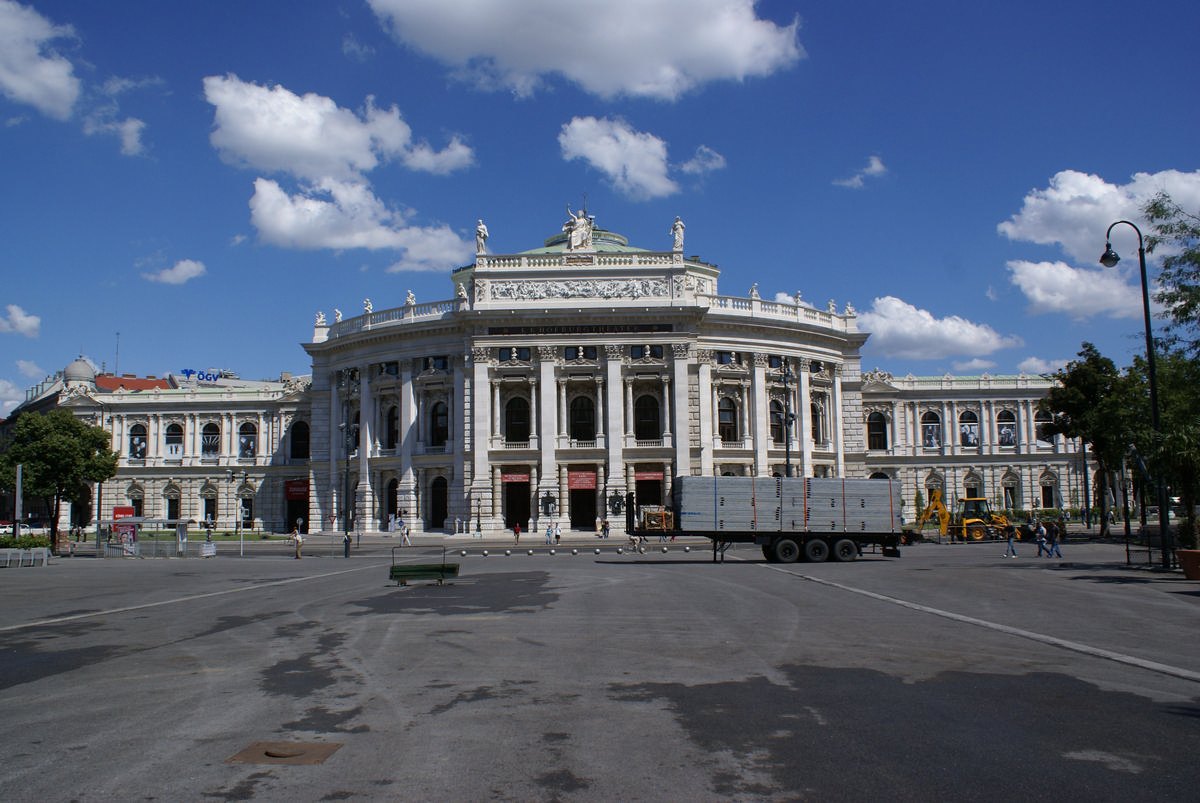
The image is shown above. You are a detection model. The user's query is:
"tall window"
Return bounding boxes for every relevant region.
[165,423,183,457]
[996,410,1017,447]
[201,423,220,457]
[128,424,147,459]
[718,397,739,443]
[921,412,942,448]
[958,410,979,447]
[867,412,888,450]
[634,395,661,441]
[238,423,257,458]
[386,406,399,450]
[290,421,310,460]
[505,397,530,442]
[770,401,787,445]
[569,396,596,441]
[430,401,449,447]
[811,398,826,443]
[1035,410,1054,445]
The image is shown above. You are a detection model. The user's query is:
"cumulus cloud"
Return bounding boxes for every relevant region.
[559,116,680,200]
[367,0,802,101]
[16,358,42,377]
[998,169,1200,264]
[0,0,80,120]
[834,155,887,189]
[1017,356,1069,375]
[143,259,207,285]
[0,303,39,337]
[83,109,146,155]
[204,74,474,267]
[1006,260,1145,321]
[952,358,997,373]
[0,377,23,416]
[681,145,727,176]
[857,296,1023,361]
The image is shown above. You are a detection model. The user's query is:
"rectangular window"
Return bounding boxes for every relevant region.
[716,351,735,365]
[499,347,530,362]
[768,355,783,369]
[425,356,449,371]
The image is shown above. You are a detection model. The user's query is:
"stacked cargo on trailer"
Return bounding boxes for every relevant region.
[669,476,903,563]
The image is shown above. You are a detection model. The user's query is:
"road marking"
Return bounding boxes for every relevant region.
[759,562,1200,684]
[0,562,388,634]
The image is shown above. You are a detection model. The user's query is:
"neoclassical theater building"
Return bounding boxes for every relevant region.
[4,211,1086,534]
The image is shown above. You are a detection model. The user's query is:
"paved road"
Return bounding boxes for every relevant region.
[1,540,1198,802]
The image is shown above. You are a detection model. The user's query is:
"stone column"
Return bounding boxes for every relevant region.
[698,351,714,476]
[751,353,768,476]
[604,345,625,499]
[798,359,813,476]
[537,347,557,508]
[398,359,417,522]
[672,344,690,476]
[358,363,376,530]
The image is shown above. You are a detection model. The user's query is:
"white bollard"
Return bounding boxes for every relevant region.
[572,549,578,555]
[482,550,489,557]
[505,550,511,556]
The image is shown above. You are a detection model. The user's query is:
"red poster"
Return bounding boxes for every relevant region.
[634,470,663,481]
[501,472,530,483]
[568,470,597,490]
[284,479,309,500]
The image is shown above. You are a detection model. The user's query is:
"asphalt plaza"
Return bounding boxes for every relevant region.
[1,538,1199,802]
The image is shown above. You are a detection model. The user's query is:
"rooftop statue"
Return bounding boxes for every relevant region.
[671,216,685,251]
[315,311,326,326]
[476,219,488,254]
[563,204,594,251]
[363,298,373,314]
[334,309,343,322]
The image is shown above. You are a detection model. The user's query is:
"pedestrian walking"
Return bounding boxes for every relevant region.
[290,525,304,559]
[1046,520,1062,558]
[1003,522,1018,557]
[513,523,521,545]
[601,519,609,539]
[545,522,553,545]
[554,521,561,544]
[400,520,412,547]
[1034,520,1049,557]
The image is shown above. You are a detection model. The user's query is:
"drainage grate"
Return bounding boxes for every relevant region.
[227,741,343,765]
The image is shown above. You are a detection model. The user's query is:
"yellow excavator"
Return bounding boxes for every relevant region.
[915,490,1009,541]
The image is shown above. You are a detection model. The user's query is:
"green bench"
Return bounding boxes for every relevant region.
[388,562,460,586]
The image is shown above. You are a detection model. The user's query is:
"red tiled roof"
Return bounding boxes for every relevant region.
[96,374,171,391]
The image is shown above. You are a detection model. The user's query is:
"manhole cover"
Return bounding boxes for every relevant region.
[228,741,343,765]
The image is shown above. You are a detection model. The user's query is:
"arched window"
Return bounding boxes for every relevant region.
[505,397,530,443]
[811,399,826,443]
[867,412,888,450]
[770,401,787,445]
[569,396,596,441]
[386,406,399,450]
[128,424,147,459]
[1035,409,1054,445]
[430,401,449,447]
[869,472,890,480]
[238,422,257,458]
[634,395,660,441]
[201,423,220,457]
[958,410,979,446]
[165,423,183,457]
[996,410,1017,447]
[921,411,942,448]
[290,421,310,460]
[718,397,739,443]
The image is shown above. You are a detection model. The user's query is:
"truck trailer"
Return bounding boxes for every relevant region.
[637,476,903,563]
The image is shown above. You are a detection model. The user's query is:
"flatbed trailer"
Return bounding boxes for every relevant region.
[632,477,903,563]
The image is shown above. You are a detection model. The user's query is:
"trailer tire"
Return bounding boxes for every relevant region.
[966,524,987,541]
[774,538,801,563]
[761,543,778,562]
[832,538,858,562]
[803,538,829,563]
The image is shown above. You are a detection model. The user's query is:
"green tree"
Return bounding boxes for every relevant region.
[1038,343,1137,537]
[1139,350,1200,547]
[1144,192,1200,356]
[0,408,118,549]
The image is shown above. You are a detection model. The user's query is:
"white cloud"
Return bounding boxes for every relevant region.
[1006,260,1144,321]
[774,291,813,308]
[366,0,802,101]
[0,377,23,416]
[83,108,146,155]
[952,358,997,373]
[998,169,1200,264]
[143,259,207,285]
[681,145,726,176]
[559,117,678,200]
[342,33,375,62]
[204,74,474,268]
[204,74,472,182]
[0,0,80,120]
[857,296,1023,361]
[16,358,42,377]
[0,303,39,337]
[1017,357,1069,375]
[834,155,887,188]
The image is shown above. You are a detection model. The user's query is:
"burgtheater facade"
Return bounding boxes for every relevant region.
[5,212,1087,534]
[303,212,1085,535]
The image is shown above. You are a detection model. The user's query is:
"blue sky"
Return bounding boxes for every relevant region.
[3,0,1199,414]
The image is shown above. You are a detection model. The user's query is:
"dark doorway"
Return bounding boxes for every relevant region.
[569,488,596,528]
[635,479,662,507]
[430,476,448,528]
[504,481,530,530]
[285,499,308,533]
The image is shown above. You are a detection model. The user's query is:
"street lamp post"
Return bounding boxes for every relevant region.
[227,469,247,556]
[781,359,797,477]
[1100,221,1173,568]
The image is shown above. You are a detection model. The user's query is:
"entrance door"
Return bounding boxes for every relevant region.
[635,479,662,507]
[430,477,448,528]
[504,481,530,530]
[569,488,596,528]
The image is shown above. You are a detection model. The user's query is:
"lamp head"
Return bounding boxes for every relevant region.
[1099,243,1121,268]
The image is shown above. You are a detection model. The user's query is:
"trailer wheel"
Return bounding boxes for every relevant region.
[774,538,800,563]
[832,538,858,562]
[803,538,829,563]
[761,543,778,562]
[966,524,987,541]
